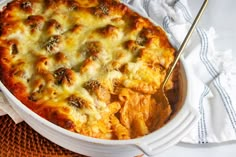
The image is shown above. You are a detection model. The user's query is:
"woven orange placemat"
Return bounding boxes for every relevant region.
[0,115,86,157]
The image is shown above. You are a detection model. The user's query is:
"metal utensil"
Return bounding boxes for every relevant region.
[154,0,208,127]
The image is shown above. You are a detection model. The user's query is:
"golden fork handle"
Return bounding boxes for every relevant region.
[161,0,209,90]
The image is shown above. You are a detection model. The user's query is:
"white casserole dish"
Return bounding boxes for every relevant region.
[0,1,199,156]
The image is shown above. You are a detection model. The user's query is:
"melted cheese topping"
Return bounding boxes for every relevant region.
[0,0,176,139]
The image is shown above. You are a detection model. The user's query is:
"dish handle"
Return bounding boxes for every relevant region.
[134,106,199,157]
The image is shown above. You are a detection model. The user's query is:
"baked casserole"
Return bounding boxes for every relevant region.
[0,0,178,139]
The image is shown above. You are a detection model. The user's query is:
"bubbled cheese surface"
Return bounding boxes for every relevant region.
[0,0,176,139]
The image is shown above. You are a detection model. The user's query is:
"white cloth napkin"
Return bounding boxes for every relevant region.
[0,92,23,123]
[1,0,236,144]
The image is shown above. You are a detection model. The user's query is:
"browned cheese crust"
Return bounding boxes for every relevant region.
[0,0,178,139]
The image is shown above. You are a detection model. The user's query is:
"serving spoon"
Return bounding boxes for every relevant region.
[154,0,208,126]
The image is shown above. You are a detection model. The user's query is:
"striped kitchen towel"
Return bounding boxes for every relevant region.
[122,0,236,143]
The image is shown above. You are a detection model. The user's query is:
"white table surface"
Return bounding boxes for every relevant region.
[158,0,236,157]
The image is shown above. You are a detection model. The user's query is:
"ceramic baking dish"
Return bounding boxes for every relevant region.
[0,0,199,156]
